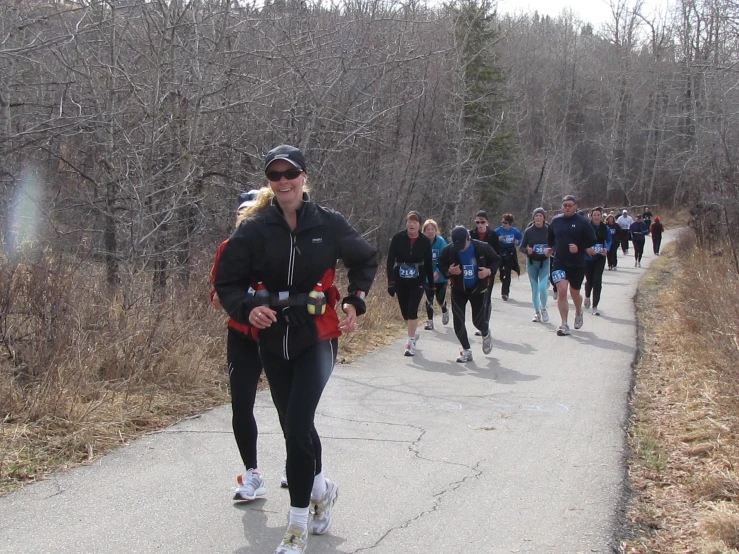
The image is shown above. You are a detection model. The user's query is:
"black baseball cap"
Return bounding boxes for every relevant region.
[264,145,306,173]
[451,226,470,250]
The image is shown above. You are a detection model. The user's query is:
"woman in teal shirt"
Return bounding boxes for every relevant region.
[422,219,450,330]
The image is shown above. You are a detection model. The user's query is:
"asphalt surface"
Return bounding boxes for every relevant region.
[0,233,675,554]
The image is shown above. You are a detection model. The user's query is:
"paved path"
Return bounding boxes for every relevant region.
[0,234,675,554]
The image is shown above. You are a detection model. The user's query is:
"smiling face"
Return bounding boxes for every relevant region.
[423,224,437,241]
[591,209,603,225]
[266,159,305,212]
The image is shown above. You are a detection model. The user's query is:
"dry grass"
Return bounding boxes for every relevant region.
[623,229,739,553]
[0,248,403,496]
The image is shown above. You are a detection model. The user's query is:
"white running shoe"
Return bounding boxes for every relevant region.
[310,479,339,535]
[574,312,584,329]
[404,338,416,357]
[638,262,642,267]
[634,261,638,267]
[584,297,591,309]
[541,308,549,322]
[482,333,492,354]
[474,330,482,336]
[424,320,434,331]
[456,349,473,363]
[275,524,308,554]
[556,324,570,336]
[234,469,266,501]
[532,312,541,323]
[592,307,600,316]
[442,309,450,325]
[281,465,289,488]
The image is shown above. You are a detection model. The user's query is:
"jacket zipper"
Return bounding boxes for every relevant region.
[283,233,298,360]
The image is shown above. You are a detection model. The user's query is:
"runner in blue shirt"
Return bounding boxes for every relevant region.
[422,219,450,330]
[438,227,500,362]
[494,213,523,301]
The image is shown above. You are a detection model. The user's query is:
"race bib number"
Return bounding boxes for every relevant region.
[533,244,547,255]
[504,235,515,244]
[551,269,567,284]
[432,248,440,262]
[399,263,419,279]
[609,227,616,235]
[592,244,604,254]
[463,265,475,278]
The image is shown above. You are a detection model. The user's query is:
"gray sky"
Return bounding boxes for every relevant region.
[497,0,670,27]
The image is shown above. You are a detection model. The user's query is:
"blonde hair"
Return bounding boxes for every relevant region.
[422,219,440,234]
[234,180,312,226]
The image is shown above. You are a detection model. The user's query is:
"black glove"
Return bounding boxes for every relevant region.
[387,283,396,297]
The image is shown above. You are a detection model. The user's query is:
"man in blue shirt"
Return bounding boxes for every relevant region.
[438,227,500,362]
[546,195,598,336]
[494,213,523,301]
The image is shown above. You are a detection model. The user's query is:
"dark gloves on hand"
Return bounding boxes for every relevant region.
[387,283,396,297]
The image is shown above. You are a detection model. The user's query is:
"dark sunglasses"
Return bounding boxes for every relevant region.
[266,168,303,182]
[475,220,487,225]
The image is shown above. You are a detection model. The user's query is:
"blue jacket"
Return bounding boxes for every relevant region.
[629,221,649,242]
[430,235,448,283]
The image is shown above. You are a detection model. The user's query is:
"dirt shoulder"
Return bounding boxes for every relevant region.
[622,234,739,553]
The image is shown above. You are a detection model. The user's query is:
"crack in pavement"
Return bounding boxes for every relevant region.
[350,459,484,553]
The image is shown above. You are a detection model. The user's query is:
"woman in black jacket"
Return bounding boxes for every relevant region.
[386,211,434,357]
[215,145,377,554]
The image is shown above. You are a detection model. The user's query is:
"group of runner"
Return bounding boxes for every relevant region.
[209,144,664,554]
[386,195,664,345]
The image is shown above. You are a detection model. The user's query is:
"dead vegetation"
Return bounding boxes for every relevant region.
[623,227,739,553]
[0,247,403,496]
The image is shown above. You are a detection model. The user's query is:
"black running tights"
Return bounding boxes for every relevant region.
[227,327,263,470]
[584,256,606,307]
[260,339,337,508]
[451,287,490,350]
[633,240,645,262]
[425,282,448,319]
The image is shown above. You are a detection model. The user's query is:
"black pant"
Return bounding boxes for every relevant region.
[633,240,645,262]
[227,327,264,470]
[652,235,662,254]
[396,279,426,321]
[584,256,606,307]
[620,233,630,253]
[607,245,618,269]
[425,282,448,319]
[499,252,515,296]
[451,287,490,350]
[260,338,337,508]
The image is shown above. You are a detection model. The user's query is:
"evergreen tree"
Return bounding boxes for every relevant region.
[453,0,516,212]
